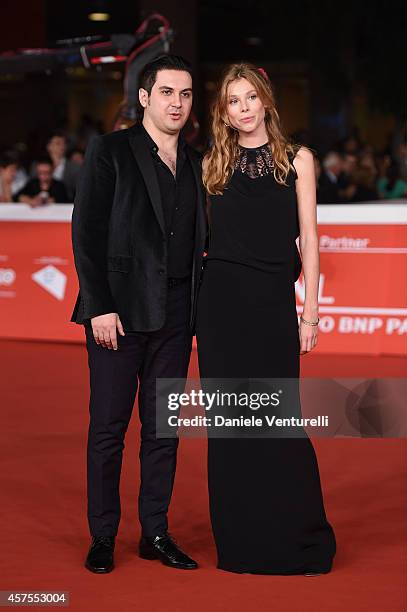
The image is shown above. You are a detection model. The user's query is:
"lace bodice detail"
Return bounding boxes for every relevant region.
[234,143,275,179]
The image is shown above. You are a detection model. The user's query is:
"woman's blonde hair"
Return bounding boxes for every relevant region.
[203,62,301,195]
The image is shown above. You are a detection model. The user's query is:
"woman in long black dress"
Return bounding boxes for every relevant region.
[195,63,336,575]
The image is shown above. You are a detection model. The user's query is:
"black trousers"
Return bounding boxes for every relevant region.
[85,278,192,538]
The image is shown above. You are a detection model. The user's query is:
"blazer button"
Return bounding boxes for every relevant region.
[158,270,165,275]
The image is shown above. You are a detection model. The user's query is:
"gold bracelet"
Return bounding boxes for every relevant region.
[300,315,320,326]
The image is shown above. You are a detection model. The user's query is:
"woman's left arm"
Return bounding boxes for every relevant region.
[293,147,320,355]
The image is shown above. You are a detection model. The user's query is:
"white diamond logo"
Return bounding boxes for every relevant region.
[32,265,67,300]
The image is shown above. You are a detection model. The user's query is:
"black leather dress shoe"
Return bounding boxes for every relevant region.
[139,533,198,569]
[85,536,115,573]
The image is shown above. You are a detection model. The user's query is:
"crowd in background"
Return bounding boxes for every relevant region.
[312,130,407,204]
[0,114,101,206]
[1,116,407,205]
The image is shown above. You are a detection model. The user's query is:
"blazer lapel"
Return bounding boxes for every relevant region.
[127,127,166,235]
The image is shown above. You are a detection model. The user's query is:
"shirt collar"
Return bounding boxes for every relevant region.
[140,123,186,155]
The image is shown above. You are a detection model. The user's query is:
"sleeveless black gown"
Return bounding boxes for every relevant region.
[195,144,336,574]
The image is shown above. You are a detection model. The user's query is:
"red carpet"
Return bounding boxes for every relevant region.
[1,339,406,611]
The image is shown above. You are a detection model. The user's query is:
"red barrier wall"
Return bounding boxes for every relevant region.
[1,203,406,354]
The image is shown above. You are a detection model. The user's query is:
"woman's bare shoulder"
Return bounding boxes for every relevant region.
[293,145,314,164]
[292,146,315,178]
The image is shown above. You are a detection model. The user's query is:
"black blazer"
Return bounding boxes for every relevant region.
[70,124,207,333]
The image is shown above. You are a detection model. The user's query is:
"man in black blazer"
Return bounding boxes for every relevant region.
[71,55,207,573]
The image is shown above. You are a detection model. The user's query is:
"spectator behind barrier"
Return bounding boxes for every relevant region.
[317,151,343,203]
[377,159,407,199]
[0,152,18,203]
[68,148,85,166]
[395,137,407,182]
[340,153,379,203]
[28,132,80,201]
[46,132,81,201]
[14,156,68,206]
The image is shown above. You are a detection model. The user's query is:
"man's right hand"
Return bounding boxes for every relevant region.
[91,313,125,350]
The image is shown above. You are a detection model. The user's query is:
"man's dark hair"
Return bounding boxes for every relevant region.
[47,131,66,144]
[0,151,18,168]
[36,155,53,167]
[139,54,193,96]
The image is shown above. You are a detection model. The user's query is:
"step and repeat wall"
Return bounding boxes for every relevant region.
[0,202,406,355]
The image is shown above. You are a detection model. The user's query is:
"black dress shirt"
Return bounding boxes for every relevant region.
[141,125,197,278]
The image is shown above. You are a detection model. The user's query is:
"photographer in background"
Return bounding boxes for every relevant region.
[14,157,68,207]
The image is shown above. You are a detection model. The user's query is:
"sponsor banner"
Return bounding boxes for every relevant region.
[0,203,406,354]
[0,212,82,342]
[295,222,407,355]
